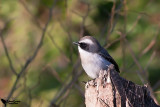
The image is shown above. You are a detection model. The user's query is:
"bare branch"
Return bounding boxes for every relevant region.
[79,3,90,38]
[49,67,82,107]
[0,22,18,76]
[104,14,142,49]
[140,30,159,57]
[124,38,159,104]
[144,51,156,70]
[7,1,56,101]
[19,0,70,62]
[85,65,159,107]
[106,1,116,41]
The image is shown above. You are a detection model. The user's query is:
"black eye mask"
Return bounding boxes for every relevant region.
[79,42,89,51]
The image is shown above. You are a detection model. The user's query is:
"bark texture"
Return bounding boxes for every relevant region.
[85,65,160,107]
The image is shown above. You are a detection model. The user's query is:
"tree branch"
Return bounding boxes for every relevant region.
[0,22,18,76]
[85,65,160,107]
[6,1,56,101]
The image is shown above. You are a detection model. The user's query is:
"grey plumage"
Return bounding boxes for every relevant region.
[74,36,120,78]
[98,48,120,72]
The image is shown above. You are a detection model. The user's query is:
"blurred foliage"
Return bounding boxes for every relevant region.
[0,0,160,107]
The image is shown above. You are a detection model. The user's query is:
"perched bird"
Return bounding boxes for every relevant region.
[73,36,120,79]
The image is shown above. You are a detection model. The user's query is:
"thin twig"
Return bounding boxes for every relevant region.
[58,20,74,62]
[106,1,116,41]
[140,30,159,57]
[124,38,158,104]
[49,69,83,107]
[79,3,90,38]
[0,23,18,76]
[144,51,156,70]
[19,0,70,62]
[104,14,142,49]
[124,38,146,82]
[7,1,56,100]
[120,0,127,71]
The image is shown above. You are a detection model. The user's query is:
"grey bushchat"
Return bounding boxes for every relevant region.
[73,36,120,79]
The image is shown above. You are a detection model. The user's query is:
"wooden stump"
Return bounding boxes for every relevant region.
[85,65,160,107]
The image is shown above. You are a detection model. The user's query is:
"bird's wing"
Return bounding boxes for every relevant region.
[98,48,120,72]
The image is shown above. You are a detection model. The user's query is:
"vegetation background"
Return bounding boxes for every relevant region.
[0,0,160,107]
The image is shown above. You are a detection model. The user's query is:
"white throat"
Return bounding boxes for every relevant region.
[78,46,111,78]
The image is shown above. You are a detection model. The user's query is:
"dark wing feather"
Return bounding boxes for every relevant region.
[98,48,120,73]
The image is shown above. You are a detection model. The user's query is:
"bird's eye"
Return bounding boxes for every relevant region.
[79,42,89,50]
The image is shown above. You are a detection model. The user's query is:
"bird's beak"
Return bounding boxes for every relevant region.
[73,42,79,46]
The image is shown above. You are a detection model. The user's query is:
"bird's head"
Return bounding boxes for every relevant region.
[73,36,101,54]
